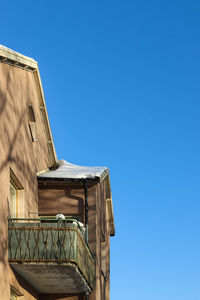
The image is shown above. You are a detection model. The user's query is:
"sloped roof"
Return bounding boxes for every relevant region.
[38,160,109,181]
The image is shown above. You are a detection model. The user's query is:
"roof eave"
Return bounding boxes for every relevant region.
[37,176,100,184]
[0,45,38,69]
[37,165,110,183]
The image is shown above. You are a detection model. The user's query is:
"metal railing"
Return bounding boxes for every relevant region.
[8,218,95,290]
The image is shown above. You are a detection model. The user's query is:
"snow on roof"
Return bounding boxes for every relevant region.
[38,160,109,181]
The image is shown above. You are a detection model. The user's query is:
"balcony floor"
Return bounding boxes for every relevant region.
[10,262,91,294]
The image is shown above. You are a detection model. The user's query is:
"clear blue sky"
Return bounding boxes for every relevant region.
[1,1,200,299]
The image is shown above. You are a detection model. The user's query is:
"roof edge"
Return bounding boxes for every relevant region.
[33,69,58,167]
[37,160,109,181]
[0,45,38,69]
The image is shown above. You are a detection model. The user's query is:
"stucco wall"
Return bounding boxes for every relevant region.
[0,62,55,299]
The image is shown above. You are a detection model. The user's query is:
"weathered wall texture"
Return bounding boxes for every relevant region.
[0,62,54,299]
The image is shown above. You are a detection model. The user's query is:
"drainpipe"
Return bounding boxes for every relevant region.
[84,180,88,243]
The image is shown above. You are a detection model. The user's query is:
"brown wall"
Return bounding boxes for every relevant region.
[38,183,84,221]
[90,181,110,300]
[0,62,54,299]
[38,181,110,300]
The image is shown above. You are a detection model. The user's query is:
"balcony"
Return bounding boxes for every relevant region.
[8,218,95,294]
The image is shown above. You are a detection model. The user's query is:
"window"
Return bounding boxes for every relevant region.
[28,105,37,142]
[10,291,17,300]
[10,181,17,218]
[10,286,23,300]
[8,169,24,218]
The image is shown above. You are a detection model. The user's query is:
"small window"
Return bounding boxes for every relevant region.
[10,292,17,300]
[10,286,23,299]
[28,105,37,142]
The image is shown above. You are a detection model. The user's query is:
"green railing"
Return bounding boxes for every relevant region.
[8,218,95,290]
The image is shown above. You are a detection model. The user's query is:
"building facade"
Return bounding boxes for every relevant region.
[0,45,115,300]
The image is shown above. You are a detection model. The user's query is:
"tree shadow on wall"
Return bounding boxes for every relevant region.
[0,63,46,273]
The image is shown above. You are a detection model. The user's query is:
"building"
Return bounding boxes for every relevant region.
[0,45,115,300]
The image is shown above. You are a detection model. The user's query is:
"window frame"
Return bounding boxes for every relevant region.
[9,169,24,219]
[28,105,37,142]
[9,180,18,218]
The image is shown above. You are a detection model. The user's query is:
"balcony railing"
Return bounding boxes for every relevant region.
[8,218,95,294]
